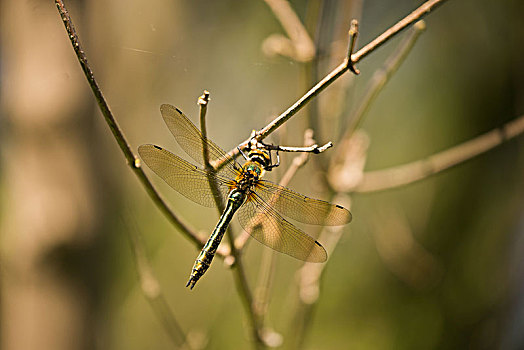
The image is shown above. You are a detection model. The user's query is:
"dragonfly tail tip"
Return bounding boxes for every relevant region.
[186,277,196,289]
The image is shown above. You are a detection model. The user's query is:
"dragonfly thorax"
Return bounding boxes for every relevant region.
[235,161,264,192]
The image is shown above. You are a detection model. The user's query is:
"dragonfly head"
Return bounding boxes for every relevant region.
[247,149,271,169]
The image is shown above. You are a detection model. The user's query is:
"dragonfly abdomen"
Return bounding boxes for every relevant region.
[186,190,245,289]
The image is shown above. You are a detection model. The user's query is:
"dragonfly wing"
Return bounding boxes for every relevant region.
[254,180,351,226]
[139,144,231,207]
[237,193,327,263]
[160,104,239,179]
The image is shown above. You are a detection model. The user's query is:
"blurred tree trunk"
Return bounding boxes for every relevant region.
[1,1,101,349]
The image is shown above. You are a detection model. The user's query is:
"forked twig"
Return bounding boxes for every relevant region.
[346,19,360,74]
[252,130,316,341]
[216,0,448,168]
[342,21,426,140]
[197,92,264,347]
[234,130,317,250]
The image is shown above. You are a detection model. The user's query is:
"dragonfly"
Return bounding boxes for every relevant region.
[139,104,352,289]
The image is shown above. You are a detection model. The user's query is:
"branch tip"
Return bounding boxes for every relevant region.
[224,255,236,267]
[316,142,333,153]
[197,90,211,106]
[346,19,360,75]
[414,20,427,31]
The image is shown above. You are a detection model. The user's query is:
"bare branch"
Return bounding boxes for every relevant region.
[228,247,265,349]
[237,130,317,347]
[258,0,446,139]
[260,141,332,154]
[54,0,207,251]
[352,0,446,63]
[198,90,211,169]
[193,91,263,345]
[262,0,315,62]
[224,215,265,347]
[230,131,318,349]
[353,114,524,193]
[346,19,360,74]
[343,20,426,140]
[218,0,449,167]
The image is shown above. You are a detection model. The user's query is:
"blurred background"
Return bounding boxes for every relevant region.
[1,0,523,349]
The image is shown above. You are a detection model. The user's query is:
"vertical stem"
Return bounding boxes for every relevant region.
[198,90,211,169]
[54,0,202,248]
[195,92,265,348]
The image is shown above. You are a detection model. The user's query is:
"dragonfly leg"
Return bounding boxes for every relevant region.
[238,146,249,161]
[266,149,280,171]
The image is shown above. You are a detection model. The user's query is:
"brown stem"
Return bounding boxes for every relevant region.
[353,114,524,193]
[343,20,426,140]
[195,91,262,346]
[262,0,315,62]
[346,19,360,74]
[198,90,212,169]
[261,141,332,154]
[54,0,206,251]
[218,0,449,168]
[228,241,266,349]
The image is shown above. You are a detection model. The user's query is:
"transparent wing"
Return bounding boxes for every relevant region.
[138,144,232,207]
[237,192,327,263]
[254,180,352,226]
[160,104,239,180]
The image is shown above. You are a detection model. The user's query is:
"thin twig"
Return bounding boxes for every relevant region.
[343,20,426,140]
[252,130,314,314]
[236,131,316,348]
[235,130,316,250]
[260,141,332,154]
[229,246,265,349]
[125,218,189,349]
[223,196,264,347]
[195,92,264,347]
[54,0,206,250]
[217,0,448,168]
[253,248,280,348]
[198,90,211,169]
[262,0,315,62]
[353,114,524,193]
[257,0,446,139]
[346,19,360,74]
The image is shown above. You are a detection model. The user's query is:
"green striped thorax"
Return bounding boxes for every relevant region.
[233,148,271,192]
